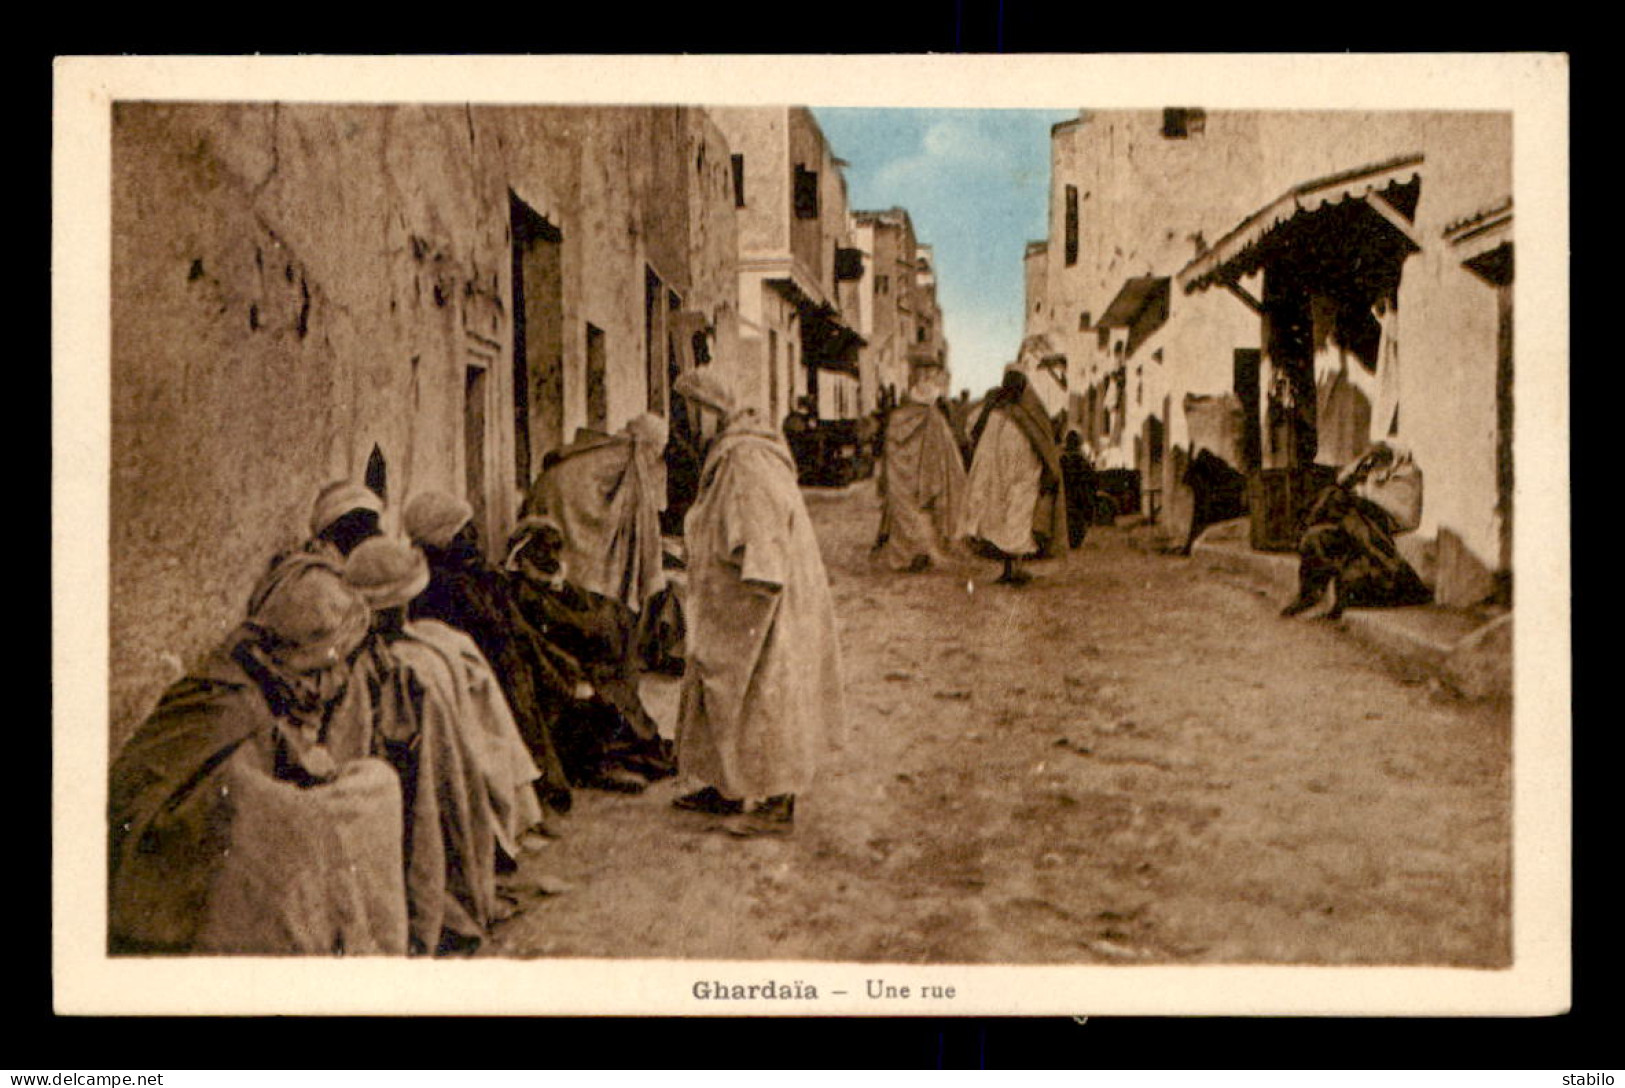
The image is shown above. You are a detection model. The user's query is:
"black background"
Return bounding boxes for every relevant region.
[31,29,1599,1070]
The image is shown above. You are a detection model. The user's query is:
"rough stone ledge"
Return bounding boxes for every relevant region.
[1191,520,1512,700]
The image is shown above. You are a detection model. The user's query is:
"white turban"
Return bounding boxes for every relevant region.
[402,491,474,549]
[344,536,431,611]
[624,412,670,449]
[308,481,384,538]
[672,368,735,417]
[247,552,370,663]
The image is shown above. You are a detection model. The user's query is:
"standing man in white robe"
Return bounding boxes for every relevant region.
[958,368,1068,586]
[669,368,845,837]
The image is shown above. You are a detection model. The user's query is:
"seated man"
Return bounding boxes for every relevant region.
[405,491,646,796]
[342,537,549,956]
[505,516,676,785]
[1281,441,1433,620]
[401,491,576,812]
[302,480,385,562]
[109,552,407,956]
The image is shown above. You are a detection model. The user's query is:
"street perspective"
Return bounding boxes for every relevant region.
[98,92,1534,985]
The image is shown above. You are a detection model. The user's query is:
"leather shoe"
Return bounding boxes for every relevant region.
[672,785,744,815]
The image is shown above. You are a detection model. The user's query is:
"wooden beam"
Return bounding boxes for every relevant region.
[1367,191,1424,250]
[1222,279,1263,314]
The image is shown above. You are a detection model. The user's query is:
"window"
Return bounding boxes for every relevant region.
[731,153,746,207]
[835,246,864,282]
[1162,108,1206,139]
[1078,311,1092,331]
[1064,185,1079,266]
[877,274,889,296]
[769,329,779,417]
[794,164,820,219]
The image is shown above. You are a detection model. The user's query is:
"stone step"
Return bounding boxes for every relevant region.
[1190,519,1511,700]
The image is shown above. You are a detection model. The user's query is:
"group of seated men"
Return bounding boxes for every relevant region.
[109,419,677,958]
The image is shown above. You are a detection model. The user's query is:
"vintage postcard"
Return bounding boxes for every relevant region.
[52,53,1570,1016]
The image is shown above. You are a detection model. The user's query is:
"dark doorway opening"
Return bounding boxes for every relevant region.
[465,365,488,545]
[585,323,607,432]
[511,193,564,488]
[645,268,666,414]
[1233,348,1262,473]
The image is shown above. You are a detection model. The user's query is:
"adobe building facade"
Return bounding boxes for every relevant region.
[110,102,739,748]
[1025,108,1513,609]
[709,106,864,425]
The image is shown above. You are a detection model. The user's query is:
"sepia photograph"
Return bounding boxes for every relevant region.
[52,53,1570,1017]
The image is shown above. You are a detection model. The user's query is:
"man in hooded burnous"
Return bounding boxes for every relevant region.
[668,368,845,837]
[523,413,682,671]
[958,368,1068,586]
[342,536,549,956]
[109,553,407,956]
[875,374,968,573]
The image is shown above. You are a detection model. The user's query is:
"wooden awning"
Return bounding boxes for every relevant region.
[1178,154,1425,295]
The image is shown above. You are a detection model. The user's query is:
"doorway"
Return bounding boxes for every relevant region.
[464,365,488,544]
[585,323,607,432]
[645,267,666,414]
[511,193,564,487]
[1233,348,1262,473]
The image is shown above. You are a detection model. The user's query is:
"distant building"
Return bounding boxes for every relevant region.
[850,207,951,409]
[708,107,864,424]
[910,244,951,400]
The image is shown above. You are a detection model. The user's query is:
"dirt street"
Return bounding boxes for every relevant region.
[486,480,1511,966]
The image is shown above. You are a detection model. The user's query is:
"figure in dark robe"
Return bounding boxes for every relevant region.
[1281,442,1433,619]
[505,515,676,784]
[405,491,653,796]
[109,553,406,956]
[1059,432,1098,549]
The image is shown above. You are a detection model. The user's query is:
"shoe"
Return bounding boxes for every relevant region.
[489,889,526,924]
[672,785,744,815]
[906,554,932,573]
[726,794,795,837]
[617,748,679,781]
[1279,593,1319,618]
[535,782,574,815]
[435,929,482,957]
[579,767,647,794]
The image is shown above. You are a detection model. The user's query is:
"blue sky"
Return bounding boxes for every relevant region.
[812,107,1078,397]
